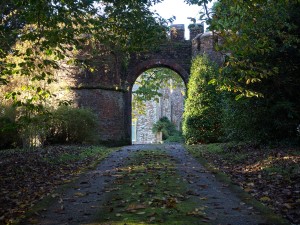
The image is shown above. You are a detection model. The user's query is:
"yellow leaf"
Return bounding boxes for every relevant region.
[283,203,292,209]
[28,218,39,224]
[244,188,252,192]
[260,196,271,202]
[126,204,146,211]
[74,192,86,197]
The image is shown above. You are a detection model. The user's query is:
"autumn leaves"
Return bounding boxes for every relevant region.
[98,149,209,224]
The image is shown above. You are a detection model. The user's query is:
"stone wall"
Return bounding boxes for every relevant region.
[192,31,224,65]
[133,86,185,144]
[74,89,128,143]
[189,23,204,40]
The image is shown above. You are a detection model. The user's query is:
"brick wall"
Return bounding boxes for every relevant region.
[49,24,222,145]
[192,31,224,65]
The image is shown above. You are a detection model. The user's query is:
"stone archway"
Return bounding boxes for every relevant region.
[54,24,222,145]
[129,63,186,144]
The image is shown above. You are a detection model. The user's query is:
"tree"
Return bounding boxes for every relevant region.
[0,0,171,147]
[186,0,299,97]
[132,68,185,117]
[0,0,169,110]
[185,0,300,143]
[182,55,222,144]
[185,0,214,27]
[210,1,299,98]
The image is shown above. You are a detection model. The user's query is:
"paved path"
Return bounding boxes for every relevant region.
[24,144,276,225]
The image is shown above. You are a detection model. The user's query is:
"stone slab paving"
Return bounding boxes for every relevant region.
[23,144,282,225]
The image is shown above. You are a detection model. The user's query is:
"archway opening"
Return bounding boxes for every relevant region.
[131,67,186,144]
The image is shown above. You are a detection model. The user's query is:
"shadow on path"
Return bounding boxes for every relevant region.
[25,144,285,225]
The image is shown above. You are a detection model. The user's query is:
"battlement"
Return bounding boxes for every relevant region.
[188,23,204,40]
[54,22,220,146]
[170,23,204,41]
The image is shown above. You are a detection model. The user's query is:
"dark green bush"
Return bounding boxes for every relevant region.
[0,117,19,149]
[152,116,177,140]
[0,105,20,149]
[165,131,185,143]
[182,55,222,144]
[221,95,271,142]
[221,93,300,144]
[46,106,98,144]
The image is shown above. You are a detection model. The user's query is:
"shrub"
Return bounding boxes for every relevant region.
[18,113,50,148]
[0,105,99,148]
[152,116,177,140]
[221,92,300,144]
[220,95,269,143]
[0,105,20,149]
[46,106,99,144]
[182,55,222,144]
[0,117,19,149]
[165,131,185,143]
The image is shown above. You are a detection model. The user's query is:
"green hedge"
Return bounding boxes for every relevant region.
[152,116,184,143]
[182,55,222,144]
[46,106,99,145]
[0,105,99,149]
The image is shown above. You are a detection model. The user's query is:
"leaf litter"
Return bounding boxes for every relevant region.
[187,143,300,224]
[0,145,113,224]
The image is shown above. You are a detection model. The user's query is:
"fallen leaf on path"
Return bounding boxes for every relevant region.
[232,207,241,211]
[166,197,178,208]
[199,184,208,189]
[126,204,147,211]
[260,196,271,202]
[74,192,86,197]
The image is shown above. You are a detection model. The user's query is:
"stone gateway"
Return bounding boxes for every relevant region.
[54,24,222,145]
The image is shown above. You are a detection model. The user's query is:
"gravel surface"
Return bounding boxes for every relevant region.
[25,144,279,225]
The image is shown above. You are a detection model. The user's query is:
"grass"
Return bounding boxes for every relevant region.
[263,163,300,178]
[44,145,112,162]
[188,143,249,163]
[41,145,119,172]
[95,149,208,225]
